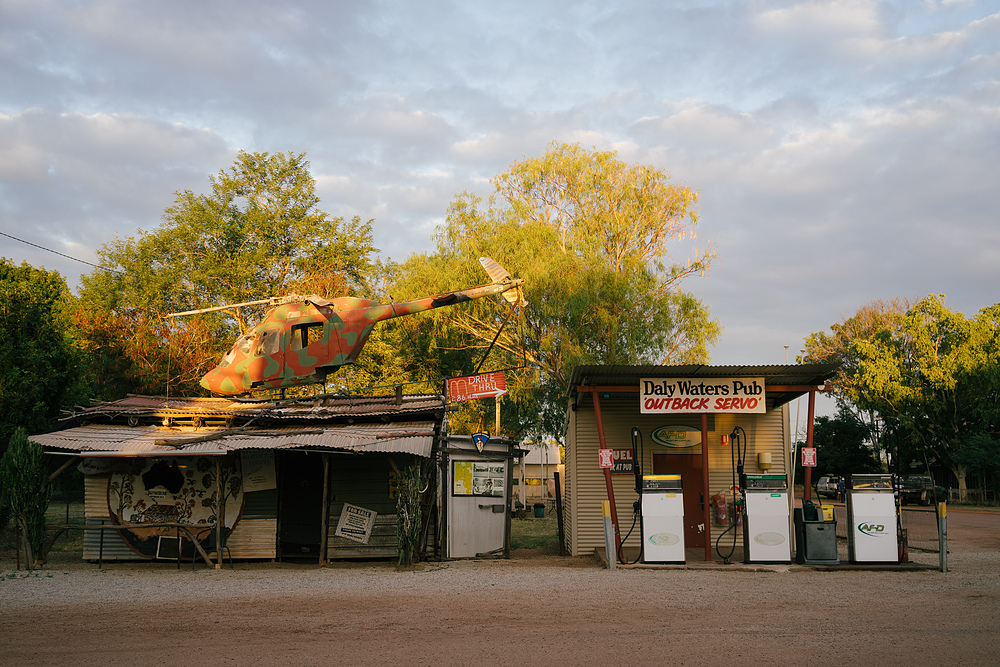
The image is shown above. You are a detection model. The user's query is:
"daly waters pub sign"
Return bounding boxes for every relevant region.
[640,377,767,414]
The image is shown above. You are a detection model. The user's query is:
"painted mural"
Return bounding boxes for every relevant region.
[106,455,245,558]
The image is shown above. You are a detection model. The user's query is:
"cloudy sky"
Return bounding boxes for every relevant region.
[2,0,998,395]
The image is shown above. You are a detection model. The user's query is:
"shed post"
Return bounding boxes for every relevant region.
[319,453,331,565]
[215,457,224,570]
[803,390,816,503]
[591,392,622,556]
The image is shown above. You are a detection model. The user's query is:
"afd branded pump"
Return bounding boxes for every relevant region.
[629,427,686,564]
[847,473,898,562]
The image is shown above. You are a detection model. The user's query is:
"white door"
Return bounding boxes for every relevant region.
[447,458,508,558]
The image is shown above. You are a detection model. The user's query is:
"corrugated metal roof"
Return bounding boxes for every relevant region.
[568,363,840,408]
[76,393,447,420]
[32,422,436,458]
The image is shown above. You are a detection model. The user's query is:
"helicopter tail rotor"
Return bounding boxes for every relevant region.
[479,257,527,308]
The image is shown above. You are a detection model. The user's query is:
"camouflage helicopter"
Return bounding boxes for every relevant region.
[167,257,526,396]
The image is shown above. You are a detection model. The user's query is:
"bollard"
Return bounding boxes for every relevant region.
[602,500,616,570]
[938,502,948,572]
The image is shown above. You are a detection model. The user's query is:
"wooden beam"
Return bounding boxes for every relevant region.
[765,384,832,392]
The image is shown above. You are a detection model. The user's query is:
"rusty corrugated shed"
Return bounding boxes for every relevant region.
[75,393,447,420]
[32,422,436,458]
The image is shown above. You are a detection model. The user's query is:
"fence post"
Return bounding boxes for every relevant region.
[602,500,616,570]
[937,502,947,572]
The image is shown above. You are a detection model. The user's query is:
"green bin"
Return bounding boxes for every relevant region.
[533,502,546,518]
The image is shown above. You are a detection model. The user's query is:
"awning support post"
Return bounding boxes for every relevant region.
[702,413,711,562]
[591,392,622,557]
[803,390,816,504]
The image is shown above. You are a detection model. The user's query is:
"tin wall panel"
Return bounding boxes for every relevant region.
[84,475,110,518]
[227,518,277,559]
[82,518,139,561]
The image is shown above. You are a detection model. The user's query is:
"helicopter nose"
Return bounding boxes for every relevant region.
[201,369,241,395]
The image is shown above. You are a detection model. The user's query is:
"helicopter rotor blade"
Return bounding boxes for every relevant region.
[164,298,275,319]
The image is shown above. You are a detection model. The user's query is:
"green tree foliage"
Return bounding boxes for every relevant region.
[0,259,88,438]
[803,297,911,464]
[76,151,379,398]
[805,295,1000,497]
[384,142,719,439]
[0,427,52,568]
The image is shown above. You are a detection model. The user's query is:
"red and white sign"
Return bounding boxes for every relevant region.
[640,377,767,414]
[610,448,635,475]
[598,448,614,468]
[802,447,817,467]
[447,371,507,402]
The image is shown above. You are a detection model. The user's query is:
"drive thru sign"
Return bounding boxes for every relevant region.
[447,371,507,402]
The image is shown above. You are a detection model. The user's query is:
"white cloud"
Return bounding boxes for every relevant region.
[0,0,997,382]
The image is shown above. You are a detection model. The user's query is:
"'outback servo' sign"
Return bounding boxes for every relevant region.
[640,377,767,414]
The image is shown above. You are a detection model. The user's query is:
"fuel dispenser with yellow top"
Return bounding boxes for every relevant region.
[640,474,685,564]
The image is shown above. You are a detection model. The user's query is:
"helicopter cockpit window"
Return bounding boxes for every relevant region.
[218,332,255,368]
[257,329,279,356]
[289,322,323,351]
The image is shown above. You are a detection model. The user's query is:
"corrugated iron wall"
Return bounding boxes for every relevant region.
[228,488,278,559]
[83,475,139,561]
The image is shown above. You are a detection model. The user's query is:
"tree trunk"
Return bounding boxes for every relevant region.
[17,514,37,570]
[951,463,968,502]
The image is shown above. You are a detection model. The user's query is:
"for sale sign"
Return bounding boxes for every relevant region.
[640,377,767,414]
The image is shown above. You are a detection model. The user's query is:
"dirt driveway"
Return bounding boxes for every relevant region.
[2,511,998,666]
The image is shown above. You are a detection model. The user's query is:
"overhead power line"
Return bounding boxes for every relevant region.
[0,230,103,269]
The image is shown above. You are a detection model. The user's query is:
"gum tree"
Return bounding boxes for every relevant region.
[806,295,1000,497]
[76,150,379,398]
[386,142,719,439]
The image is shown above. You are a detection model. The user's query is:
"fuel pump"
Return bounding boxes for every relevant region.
[632,427,686,564]
[736,422,791,563]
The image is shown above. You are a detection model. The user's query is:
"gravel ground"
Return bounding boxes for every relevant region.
[2,524,998,666]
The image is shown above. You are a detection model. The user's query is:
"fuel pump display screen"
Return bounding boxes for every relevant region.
[744,474,787,490]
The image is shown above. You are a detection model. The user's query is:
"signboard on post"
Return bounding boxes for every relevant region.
[802,447,817,467]
[447,371,507,403]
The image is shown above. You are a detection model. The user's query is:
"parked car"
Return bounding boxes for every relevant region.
[816,476,841,499]
[896,475,948,505]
